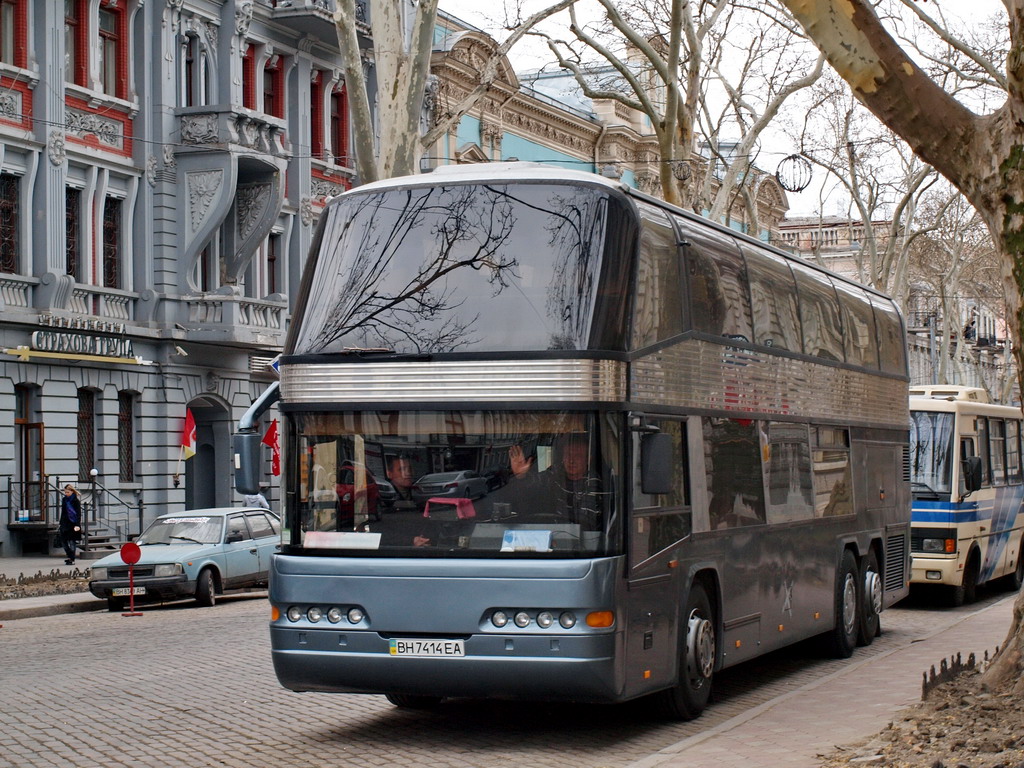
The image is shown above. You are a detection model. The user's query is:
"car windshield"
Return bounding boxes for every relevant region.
[286,409,623,558]
[138,516,222,545]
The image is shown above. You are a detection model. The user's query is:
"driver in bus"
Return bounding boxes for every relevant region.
[502,435,607,528]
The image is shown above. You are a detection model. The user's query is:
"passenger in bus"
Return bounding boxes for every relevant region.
[502,435,607,528]
[385,455,418,511]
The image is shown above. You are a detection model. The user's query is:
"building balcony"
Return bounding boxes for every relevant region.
[69,284,136,321]
[270,0,369,40]
[175,107,289,160]
[182,292,288,350]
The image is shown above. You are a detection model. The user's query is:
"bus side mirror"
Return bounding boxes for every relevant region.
[962,456,983,493]
[233,431,262,495]
[641,433,673,495]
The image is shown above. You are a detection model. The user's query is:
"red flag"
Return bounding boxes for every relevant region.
[181,409,197,459]
[262,419,280,476]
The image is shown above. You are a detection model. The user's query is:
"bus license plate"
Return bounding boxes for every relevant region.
[389,638,465,657]
[112,587,146,596]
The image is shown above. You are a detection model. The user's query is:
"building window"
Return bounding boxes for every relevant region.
[330,84,348,164]
[263,55,282,118]
[66,187,80,279]
[0,172,18,273]
[65,0,87,86]
[117,391,135,482]
[0,0,25,67]
[242,44,255,109]
[183,33,209,107]
[197,244,215,293]
[78,388,96,481]
[98,2,125,98]
[267,233,279,295]
[102,197,121,289]
[310,71,324,159]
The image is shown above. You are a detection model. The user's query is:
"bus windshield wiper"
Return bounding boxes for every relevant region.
[912,481,941,499]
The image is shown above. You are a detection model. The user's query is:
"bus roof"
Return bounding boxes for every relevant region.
[352,162,629,196]
[909,386,989,403]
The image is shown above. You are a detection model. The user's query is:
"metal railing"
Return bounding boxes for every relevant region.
[7,476,144,553]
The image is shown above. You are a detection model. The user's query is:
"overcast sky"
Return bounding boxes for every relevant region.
[436,0,1009,218]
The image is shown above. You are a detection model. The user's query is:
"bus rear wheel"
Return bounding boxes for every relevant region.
[1000,546,1024,592]
[857,550,882,646]
[828,549,860,658]
[655,583,715,721]
[384,693,442,709]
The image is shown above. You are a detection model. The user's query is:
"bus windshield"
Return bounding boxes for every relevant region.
[289,183,634,355]
[909,411,955,496]
[286,410,622,558]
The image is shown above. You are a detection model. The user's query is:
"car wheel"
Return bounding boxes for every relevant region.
[857,549,882,646]
[195,568,216,607]
[828,549,860,659]
[107,597,125,612]
[654,582,715,721]
[384,693,442,709]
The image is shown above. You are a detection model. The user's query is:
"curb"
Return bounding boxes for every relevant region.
[0,593,105,622]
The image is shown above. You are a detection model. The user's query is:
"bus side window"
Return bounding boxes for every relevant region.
[741,244,802,352]
[990,419,1006,485]
[677,218,753,343]
[631,203,683,350]
[977,418,990,486]
[631,419,691,565]
[812,427,852,517]
[871,296,908,376]
[705,417,766,529]
[1007,421,1021,481]
[765,422,815,523]
[835,280,879,369]
[791,263,846,362]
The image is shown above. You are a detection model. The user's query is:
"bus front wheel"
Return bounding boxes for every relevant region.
[828,549,860,658]
[949,552,979,607]
[656,582,715,721]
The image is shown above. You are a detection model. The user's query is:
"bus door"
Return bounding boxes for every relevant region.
[624,418,692,697]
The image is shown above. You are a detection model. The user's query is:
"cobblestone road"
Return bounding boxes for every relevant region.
[0,589,1008,768]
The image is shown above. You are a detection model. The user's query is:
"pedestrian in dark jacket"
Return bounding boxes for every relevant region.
[59,484,82,565]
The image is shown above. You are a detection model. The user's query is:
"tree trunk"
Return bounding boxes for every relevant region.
[777,0,1024,687]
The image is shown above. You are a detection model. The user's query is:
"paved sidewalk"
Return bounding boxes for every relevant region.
[0,554,102,621]
[628,594,1017,768]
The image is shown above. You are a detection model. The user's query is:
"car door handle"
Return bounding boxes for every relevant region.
[249,548,258,554]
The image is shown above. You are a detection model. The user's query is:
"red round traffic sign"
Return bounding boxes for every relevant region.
[120,541,141,565]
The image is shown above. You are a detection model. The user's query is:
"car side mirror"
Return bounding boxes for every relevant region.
[962,456,983,493]
[640,432,673,495]
[226,532,244,544]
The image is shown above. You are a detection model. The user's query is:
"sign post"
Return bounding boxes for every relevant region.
[119,542,143,617]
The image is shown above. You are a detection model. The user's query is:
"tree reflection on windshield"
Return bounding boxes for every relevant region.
[295,183,616,355]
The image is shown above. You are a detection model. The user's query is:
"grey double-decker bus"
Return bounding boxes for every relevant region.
[236,162,910,720]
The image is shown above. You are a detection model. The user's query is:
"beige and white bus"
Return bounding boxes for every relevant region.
[909,386,1024,604]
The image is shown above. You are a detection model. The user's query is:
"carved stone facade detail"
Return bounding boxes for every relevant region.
[47,131,66,166]
[146,155,158,186]
[234,0,253,36]
[187,170,224,233]
[0,91,19,119]
[236,183,271,241]
[162,144,177,169]
[66,109,121,148]
[299,197,314,227]
[311,178,345,199]
[180,114,219,144]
